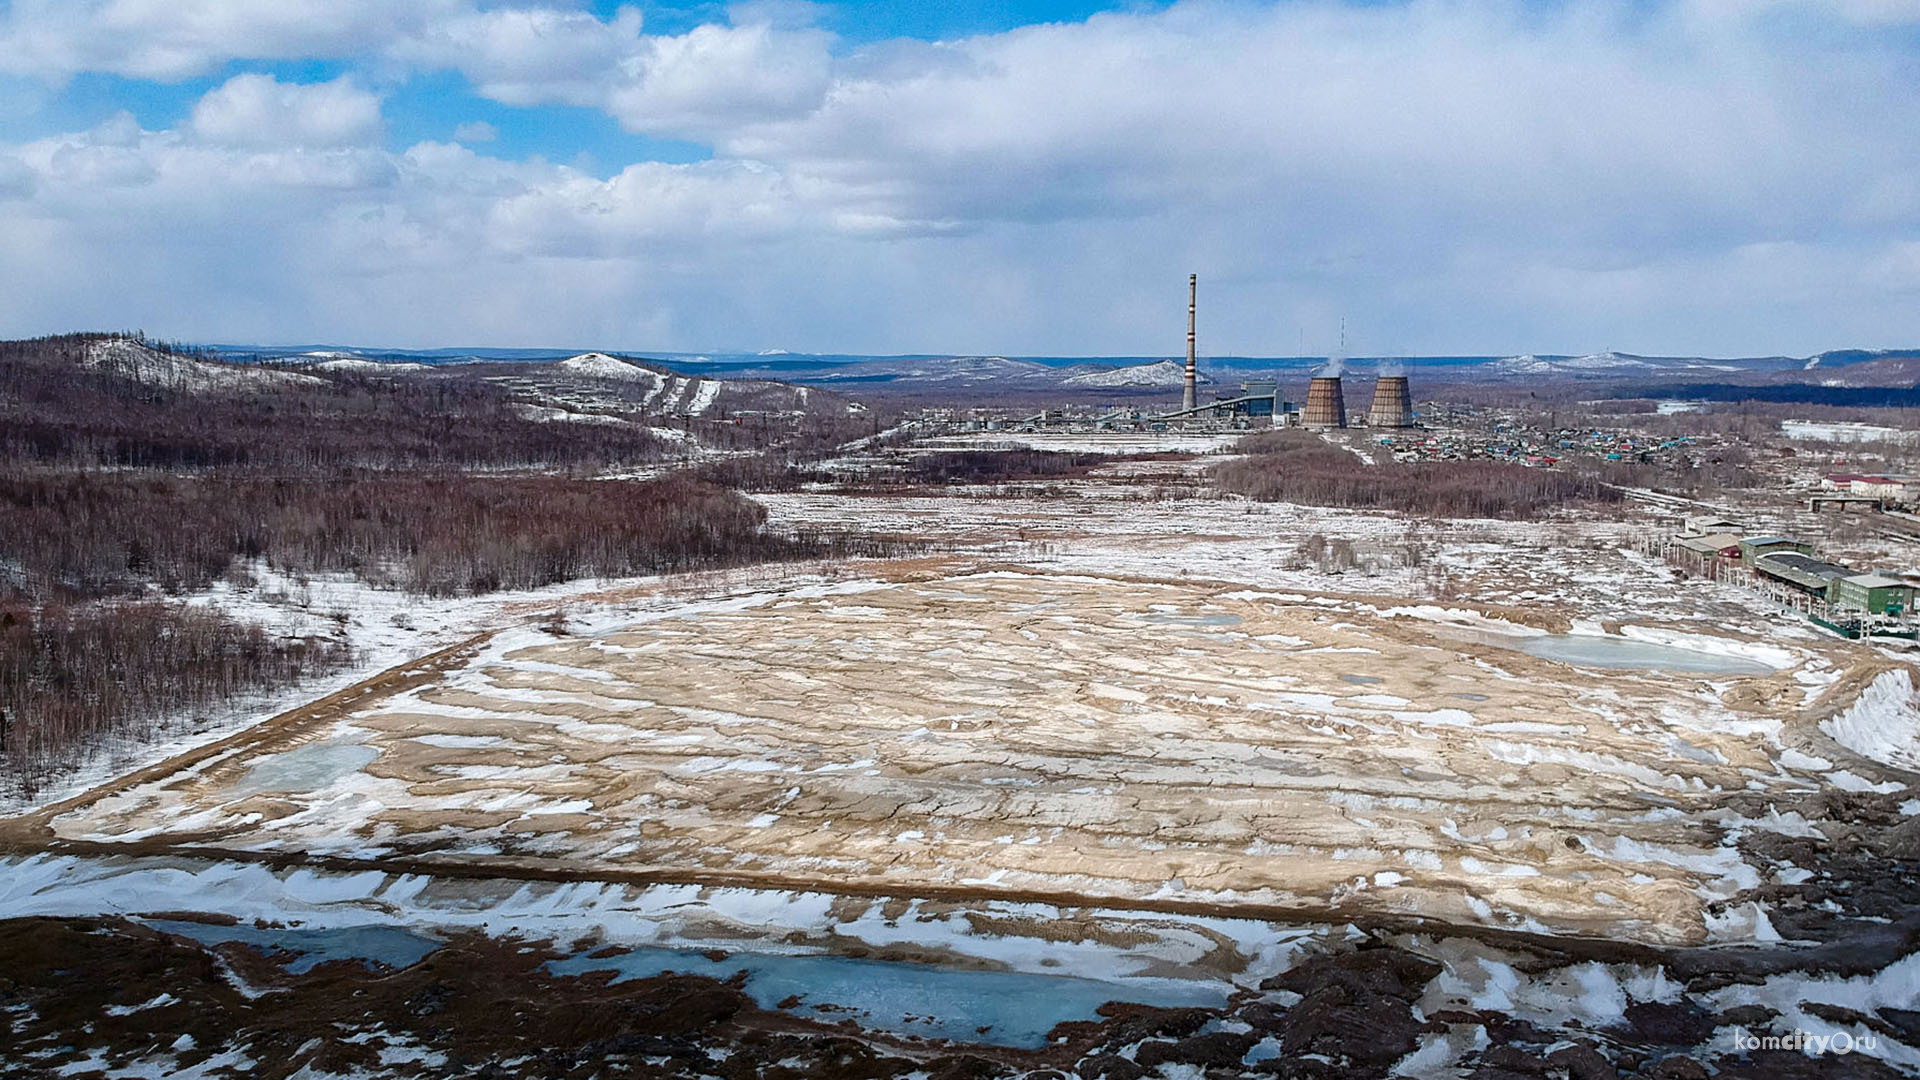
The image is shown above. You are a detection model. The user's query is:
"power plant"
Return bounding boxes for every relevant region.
[972,293,1420,434]
[1302,375,1347,429]
[1368,374,1414,428]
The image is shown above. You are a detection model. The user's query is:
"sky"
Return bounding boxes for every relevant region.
[0,0,1915,358]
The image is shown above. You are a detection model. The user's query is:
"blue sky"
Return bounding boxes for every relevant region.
[3,3,1151,174]
[0,0,1915,356]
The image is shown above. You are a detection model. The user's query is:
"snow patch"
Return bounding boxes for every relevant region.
[1821,669,1920,774]
[83,339,323,392]
[1063,359,1207,388]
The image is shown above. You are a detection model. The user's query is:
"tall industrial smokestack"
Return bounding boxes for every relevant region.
[1369,374,1414,428]
[1303,376,1347,429]
[1182,274,1197,412]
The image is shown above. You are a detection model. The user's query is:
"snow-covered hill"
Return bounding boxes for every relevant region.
[1063,359,1208,388]
[521,353,851,420]
[83,339,323,392]
[1493,352,1659,376]
[312,357,428,373]
[553,352,649,380]
[806,355,1079,385]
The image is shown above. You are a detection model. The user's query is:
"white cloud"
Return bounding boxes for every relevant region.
[190,74,384,149]
[452,120,498,143]
[394,5,643,109]
[0,0,1917,356]
[605,22,834,139]
[0,0,454,81]
[0,155,33,200]
[395,8,835,141]
[0,1,834,142]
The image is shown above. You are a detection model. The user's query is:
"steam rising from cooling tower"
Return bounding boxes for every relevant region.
[1303,375,1347,428]
[1316,318,1348,378]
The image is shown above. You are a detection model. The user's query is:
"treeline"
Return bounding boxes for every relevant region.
[0,471,914,602]
[1634,382,1920,408]
[0,601,352,790]
[687,448,1135,493]
[689,454,824,492]
[902,449,1117,485]
[1214,432,1620,519]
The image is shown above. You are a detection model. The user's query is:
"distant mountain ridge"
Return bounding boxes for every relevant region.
[201,341,1920,395]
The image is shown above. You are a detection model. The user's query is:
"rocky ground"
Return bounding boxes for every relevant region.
[2,911,1914,1079]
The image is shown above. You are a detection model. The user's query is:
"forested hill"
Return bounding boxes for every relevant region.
[0,333,871,470]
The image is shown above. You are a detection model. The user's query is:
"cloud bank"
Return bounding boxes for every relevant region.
[0,0,1915,355]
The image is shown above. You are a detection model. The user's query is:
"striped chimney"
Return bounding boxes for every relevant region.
[1183,274,1197,412]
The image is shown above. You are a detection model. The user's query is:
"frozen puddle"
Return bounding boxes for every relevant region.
[142,915,1224,1048]
[1430,628,1777,675]
[1139,613,1243,628]
[1508,635,1775,675]
[549,946,1228,1048]
[143,920,440,975]
[238,742,380,794]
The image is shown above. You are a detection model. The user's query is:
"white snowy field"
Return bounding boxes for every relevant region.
[1780,419,1919,443]
[0,558,857,820]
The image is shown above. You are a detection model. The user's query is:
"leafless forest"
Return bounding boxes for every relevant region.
[0,471,897,601]
[0,603,352,788]
[1212,430,1621,518]
[0,334,890,789]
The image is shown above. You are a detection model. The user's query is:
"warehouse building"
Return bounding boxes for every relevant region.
[1739,536,1814,566]
[1668,532,1742,577]
[1830,574,1915,616]
[1682,515,1743,536]
[1754,553,1852,598]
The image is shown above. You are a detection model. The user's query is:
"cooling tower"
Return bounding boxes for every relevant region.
[1368,376,1413,428]
[1302,376,1347,429]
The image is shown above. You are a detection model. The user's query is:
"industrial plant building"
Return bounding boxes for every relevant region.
[1654,520,1917,636]
[1832,574,1914,616]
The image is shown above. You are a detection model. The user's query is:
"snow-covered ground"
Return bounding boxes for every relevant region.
[0,559,851,819]
[1822,668,1920,771]
[1781,419,1918,443]
[29,554,1896,947]
[83,339,323,392]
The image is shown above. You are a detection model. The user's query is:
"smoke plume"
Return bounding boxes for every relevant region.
[1378,357,1406,377]
[1317,354,1345,378]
